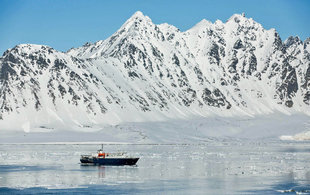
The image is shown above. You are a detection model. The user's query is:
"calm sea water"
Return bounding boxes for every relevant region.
[0,141,310,194]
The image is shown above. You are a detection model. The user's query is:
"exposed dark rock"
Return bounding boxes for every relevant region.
[273,32,283,50]
[247,52,257,75]
[233,39,243,49]
[208,43,220,65]
[53,59,66,70]
[128,71,139,78]
[285,100,293,108]
[172,54,180,66]
[0,62,17,80]
[277,65,298,105]
[202,88,231,108]
[304,91,310,105]
[302,64,310,89]
[284,36,302,49]
[194,66,204,83]
[58,85,67,97]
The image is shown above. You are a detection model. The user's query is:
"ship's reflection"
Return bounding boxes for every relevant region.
[98,166,105,178]
[80,164,139,181]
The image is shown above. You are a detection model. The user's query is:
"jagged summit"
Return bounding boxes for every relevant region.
[130,11,147,19]
[0,12,310,131]
[284,36,302,46]
[225,13,264,31]
[3,44,54,56]
[119,11,153,31]
[227,13,247,22]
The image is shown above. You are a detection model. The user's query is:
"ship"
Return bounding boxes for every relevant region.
[80,145,139,166]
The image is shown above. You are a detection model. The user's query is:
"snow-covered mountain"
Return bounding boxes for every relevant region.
[1,11,310,131]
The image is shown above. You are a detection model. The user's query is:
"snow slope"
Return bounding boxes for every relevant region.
[0,113,309,143]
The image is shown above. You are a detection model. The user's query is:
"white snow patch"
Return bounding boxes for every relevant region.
[22,122,30,133]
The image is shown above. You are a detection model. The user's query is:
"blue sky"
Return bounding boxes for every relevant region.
[0,0,309,54]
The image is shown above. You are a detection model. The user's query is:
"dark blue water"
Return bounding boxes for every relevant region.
[0,142,309,194]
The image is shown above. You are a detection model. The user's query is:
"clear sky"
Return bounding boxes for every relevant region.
[0,0,309,55]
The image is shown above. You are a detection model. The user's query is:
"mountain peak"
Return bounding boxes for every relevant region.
[284,36,302,47]
[131,11,144,18]
[227,13,248,23]
[126,11,152,23]
[225,13,265,33]
[119,11,153,32]
[3,44,54,56]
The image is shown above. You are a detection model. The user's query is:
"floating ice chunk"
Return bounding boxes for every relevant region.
[280,131,310,141]
[293,131,310,141]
